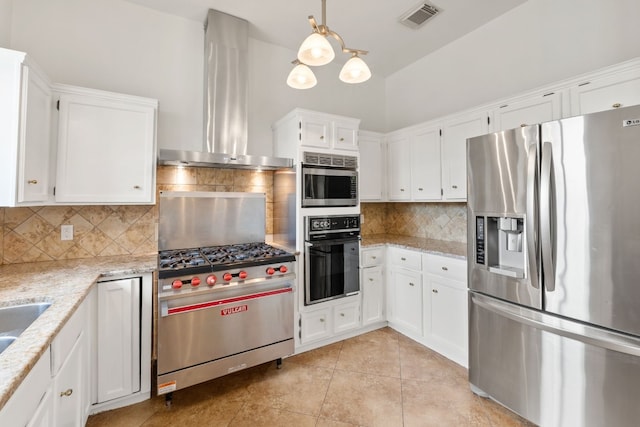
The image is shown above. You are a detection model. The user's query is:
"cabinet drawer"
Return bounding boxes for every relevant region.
[388,248,422,270]
[334,301,360,333]
[361,247,384,267]
[51,297,87,375]
[424,254,467,283]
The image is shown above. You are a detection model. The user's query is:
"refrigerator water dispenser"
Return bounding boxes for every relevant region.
[475,216,525,278]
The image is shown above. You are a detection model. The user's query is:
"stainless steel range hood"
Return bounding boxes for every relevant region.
[158,10,293,170]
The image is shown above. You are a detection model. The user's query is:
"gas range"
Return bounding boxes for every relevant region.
[158,242,296,293]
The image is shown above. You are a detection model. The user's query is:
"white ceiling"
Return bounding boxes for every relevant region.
[123,0,527,77]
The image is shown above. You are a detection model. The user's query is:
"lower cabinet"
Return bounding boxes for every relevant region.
[299,297,361,346]
[387,247,423,338]
[53,329,87,426]
[361,265,385,325]
[26,385,53,427]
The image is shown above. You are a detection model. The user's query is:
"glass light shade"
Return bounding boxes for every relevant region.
[287,63,317,89]
[297,33,335,66]
[339,55,372,84]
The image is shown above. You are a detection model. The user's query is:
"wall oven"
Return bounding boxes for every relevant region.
[301,152,358,207]
[304,215,360,305]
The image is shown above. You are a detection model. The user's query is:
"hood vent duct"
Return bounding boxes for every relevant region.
[399,2,441,29]
[158,10,293,170]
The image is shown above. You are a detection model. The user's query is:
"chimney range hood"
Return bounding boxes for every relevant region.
[158,10,293,170]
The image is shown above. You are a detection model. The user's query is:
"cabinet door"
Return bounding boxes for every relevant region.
[571,68,640,116]
[427,275,468,365]
[55,92,156,204]
[53,330,86,427]
[358,132,384,201]
[26,386,53,427]
[387,136,411,200]
[334,300,360,333]
[96,278,141,403]
[300,309,331,344]
[389,268,422,336]
[441,112,488,200]
[493,92,563,131]
[362,266,385,325]
[300,116,331,149]
[19,64,52,203]
[410,126,441,200]
[334,120,359,151]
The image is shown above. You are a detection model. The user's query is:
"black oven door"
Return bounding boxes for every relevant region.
[304,238,360,305]
[302,166,357,207]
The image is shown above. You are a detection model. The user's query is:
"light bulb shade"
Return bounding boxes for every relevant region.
[287,63,317,89]
[297,33,335,66]
[339,55,372,84]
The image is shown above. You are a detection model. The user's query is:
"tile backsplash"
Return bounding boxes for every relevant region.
[361,202,467,243]
[0,166,274,265]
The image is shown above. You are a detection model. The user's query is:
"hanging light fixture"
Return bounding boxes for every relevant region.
[287,0,371,89]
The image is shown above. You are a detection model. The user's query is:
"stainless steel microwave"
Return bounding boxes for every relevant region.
[301,152,358,207]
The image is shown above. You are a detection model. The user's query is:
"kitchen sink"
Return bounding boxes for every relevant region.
[0,302,51,355]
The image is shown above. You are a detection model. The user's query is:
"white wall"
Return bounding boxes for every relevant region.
[6,0,386,157]
[385,0,640,131]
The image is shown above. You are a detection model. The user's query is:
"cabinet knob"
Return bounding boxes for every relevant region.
[371,256,377,259]
[339,137,345,141]
[409,282,415,286]
[133,185,141,189]
[441,266,448,271]
[60,388,73,397]
[400,188,405,192]
[27,179,38,184]
[369,278,374,281]
[432,289,439,294]
[401,257,406,261]
[613,103,622,108]
[319,318,325,322]
[452,185,458,189]
[520,123,527,127]
[320,135,324,140]
[340,312,345,317]
[418,187,423,191]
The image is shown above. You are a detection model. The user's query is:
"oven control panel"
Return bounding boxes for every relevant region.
[307,215,361,241]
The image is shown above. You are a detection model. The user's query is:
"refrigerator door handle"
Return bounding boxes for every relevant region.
[540,141,555,292]
[471,293,640,357]
[526,143,539,289]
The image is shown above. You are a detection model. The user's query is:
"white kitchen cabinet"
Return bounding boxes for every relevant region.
[360,247,385,326]
[26,386,53,427]
[492,91,563,131]
[441,111,489,201]
[387,247,423,338]
[410,125,442,200]
[53,329,87,427]
[333,300,361,334]
[299,296,362,345]
[300,307,331,344]
[358,130,385,201]
[387,134,411,200]
[423,254,468,367]
[0,48,53,206]
[91,274,151,413]
[273,109,360,161]
[570,67,640,116]
[54,84,157,204]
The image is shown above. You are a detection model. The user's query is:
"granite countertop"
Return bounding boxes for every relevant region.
[0,254,156,412]
[361,234,467,259]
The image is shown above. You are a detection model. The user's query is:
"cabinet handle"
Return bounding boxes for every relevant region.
[613,103,622,108]
[441,266,448,271]
[400,188,405,192]
[27,179,38,184]
[339,137,345,141]
[452,185,458,189]
[60,389,73,397]
[409,282,415,286]
[371,256,377,259]
[320,135,324,140]
[418,187,423,191]
[432,289,438,294]
[340,312,345,317]
[369,278,374,281]
[401,257,406,261]
[133,185,141,189]
[520,123,527,127]
[319,318,325,322]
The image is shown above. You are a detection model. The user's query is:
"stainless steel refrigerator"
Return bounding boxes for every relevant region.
[467,104,640,427]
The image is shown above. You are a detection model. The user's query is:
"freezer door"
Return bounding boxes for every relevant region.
[467,126,541,308]
[541,105,640,336]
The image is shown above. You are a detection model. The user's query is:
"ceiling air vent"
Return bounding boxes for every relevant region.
[399,2,441,29]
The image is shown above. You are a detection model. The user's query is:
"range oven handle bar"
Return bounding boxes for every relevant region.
[160,287,292,317]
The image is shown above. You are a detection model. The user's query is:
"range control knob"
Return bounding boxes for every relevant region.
[172,280,183,289]
[206,275,217,286]
[191,277,201,287]
[223,273,233,282]
[266,267,276,275]
[279,265,288,274]
[239,271,248,280]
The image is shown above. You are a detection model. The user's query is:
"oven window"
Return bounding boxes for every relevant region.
[304,175,355,200]
[306,240,359,305]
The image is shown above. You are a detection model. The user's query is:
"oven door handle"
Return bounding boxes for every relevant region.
[160,286,293,317]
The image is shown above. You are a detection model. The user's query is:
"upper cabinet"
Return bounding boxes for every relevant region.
[441,111,489,201]
[358,130,385,201]
[273,108,360,162]
[53,85,158,205]
[0,48,53,207]
[492,91,563,132]
[570,67,640,116]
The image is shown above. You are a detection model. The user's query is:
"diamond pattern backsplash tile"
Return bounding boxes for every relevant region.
[1,166,275,265]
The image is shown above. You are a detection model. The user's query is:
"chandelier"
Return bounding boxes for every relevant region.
[287,0,371,89]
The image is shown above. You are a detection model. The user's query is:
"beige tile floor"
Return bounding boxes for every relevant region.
[87,328,534,427]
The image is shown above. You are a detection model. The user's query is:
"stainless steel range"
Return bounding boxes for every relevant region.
[156,192,296,402]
